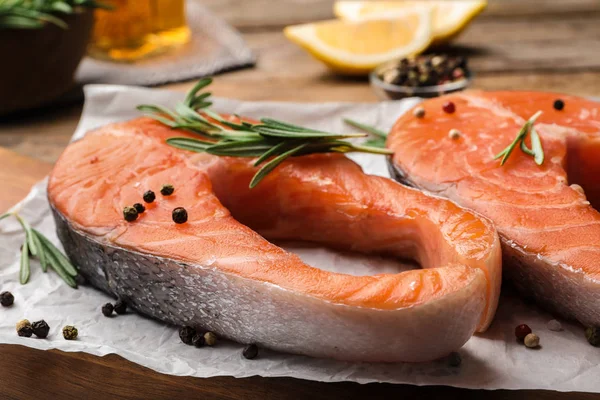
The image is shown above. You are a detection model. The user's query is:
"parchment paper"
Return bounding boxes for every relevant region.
[1,85,599,392]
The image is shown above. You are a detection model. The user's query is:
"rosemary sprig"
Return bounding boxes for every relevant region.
[138,78,393,188]
[494,111,544,166]
[0,0,111,30]
[343,118,388,148]
[0,212,78,288]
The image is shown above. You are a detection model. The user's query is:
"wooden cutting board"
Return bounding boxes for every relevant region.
[0,146,595,400]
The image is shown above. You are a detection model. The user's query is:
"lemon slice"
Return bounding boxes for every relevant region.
[334,0,487,46]
[284,9,432,75]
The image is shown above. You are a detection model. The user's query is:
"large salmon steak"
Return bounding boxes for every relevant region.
[387,91,600,328]
[47,118,501,362]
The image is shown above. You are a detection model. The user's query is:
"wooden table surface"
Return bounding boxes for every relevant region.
[1,1,600,398]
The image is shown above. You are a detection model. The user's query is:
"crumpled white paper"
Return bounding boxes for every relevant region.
[1,85,599,393]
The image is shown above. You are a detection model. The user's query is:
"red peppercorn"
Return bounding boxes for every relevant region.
[515,324,532,341]
[442,101,456,114]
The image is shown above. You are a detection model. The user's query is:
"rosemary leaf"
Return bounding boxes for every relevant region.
[31,232,48,272]
[530,126,544,165]
[254,125,365,139]
[0,212,11,222]
[14,214,38,257]
[20,240,30,284]
[183,78,213,107]
[33,229,78,277]
[363,138,387,149]
[343,118,388,139]
[254,141,292,166]
[206,139,274,157]
[166,137,213,152]
[250,144,308,188]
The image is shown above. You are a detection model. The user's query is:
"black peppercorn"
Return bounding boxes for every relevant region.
[62,325,78,340]
[172,207,188,224]
[242,344,259,360]
[114,300,127,315]
[102,303,114,317]
[192,333,205,347]
[143,190,156,203]
[179,326,196,345]
[553,99,565,111]
[32,320,50,339]
[16,319,33,337]
[0,291,14,307]
[123,206,138,222]
[133,203,145,214]
[160,184,175,196]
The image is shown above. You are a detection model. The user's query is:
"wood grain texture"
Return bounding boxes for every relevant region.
[0,148,51,213]
[0,344,599,400]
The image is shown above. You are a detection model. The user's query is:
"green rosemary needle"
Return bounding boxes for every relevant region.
[343,118,388,148]
[494,111,544,166]
[0,212,78,288]
[0,0,111,30]
[138,78,393,188]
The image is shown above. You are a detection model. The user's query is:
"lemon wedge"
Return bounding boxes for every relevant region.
[334,0,487,46]
[284,9,433,75]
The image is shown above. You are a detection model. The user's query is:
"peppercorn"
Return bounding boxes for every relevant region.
[16,319,33,337]
[553,99,565,111]
[32,320,50,339]
[413,107,426,118]
[123,206,138,222]
[160,184,175,196]
[585,327,600,347]
[172,207,188,224]
[547,319,562,332]
[448,351,462,367]
[114,300,127,315]
[0,291,14,307]
[524,333,540,348]
[133,203,146,214]
[515,324,532,341]
[449,129,462,140]
[192,333,205,347]
[243,344,259,360]
[204,331,218,346]
[442,101,456,114]
[102,303,114,317]
[179,326,196,345]
[62,325,78,340]
[143,190,156,203]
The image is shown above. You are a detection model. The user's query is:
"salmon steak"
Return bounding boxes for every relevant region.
[388,91,600,327]
[47,117,501,362]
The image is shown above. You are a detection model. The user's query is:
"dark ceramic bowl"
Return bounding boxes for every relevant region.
[370,61,473,100]
[0,9,94,115]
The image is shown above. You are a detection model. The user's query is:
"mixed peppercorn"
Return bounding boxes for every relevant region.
[178,326,220,350]
[377,54,469,88]
[124,185,188,225]
[101,299,127,317]
[1,291,14,307]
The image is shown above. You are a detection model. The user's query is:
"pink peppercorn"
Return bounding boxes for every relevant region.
[442,101,456,114]
[515,324,532,341]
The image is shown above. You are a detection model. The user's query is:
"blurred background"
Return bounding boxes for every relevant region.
[1,0,599,166]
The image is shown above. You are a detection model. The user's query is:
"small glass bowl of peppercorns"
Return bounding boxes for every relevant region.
[370,54,472,100]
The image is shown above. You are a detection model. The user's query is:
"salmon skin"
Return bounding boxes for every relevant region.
[48,117,501,362]
[387,91,600,328]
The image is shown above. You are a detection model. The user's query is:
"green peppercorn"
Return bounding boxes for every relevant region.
[172,207,188,224]
[114,300,127,315]
[204,331,218,346]
[16,319,33,337]
[160,184,175,196]
[62,325,78,340]
[143,190,156,203]
[133,203,145,214]
[102,303,114,317]
[123,206,138,222]
[179,326,196,345]
[32,320,50,339]
[243,344,259,360]
[0,291,14,307]
[192,333,205,347]
[585,327,600,347]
